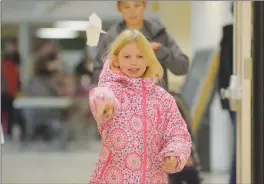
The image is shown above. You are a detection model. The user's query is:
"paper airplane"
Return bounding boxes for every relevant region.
[86,13,107,47]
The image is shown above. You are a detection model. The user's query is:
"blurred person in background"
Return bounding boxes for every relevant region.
[75,51,94,92]
[1,42,21,139]
[24,51,66,141]
[21,41,57,87]
[74,51,98,140]
[93,1,200,184]
[218,3,236,184]
[3,42,21,65]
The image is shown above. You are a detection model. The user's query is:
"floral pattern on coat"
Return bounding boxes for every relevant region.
[88,60,192,184]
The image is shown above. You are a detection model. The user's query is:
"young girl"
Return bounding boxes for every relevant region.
[88,29,191,184]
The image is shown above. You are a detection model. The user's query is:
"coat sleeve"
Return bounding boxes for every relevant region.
[156,32,190,75]
[89,86,120,134]
[159,95,192,173]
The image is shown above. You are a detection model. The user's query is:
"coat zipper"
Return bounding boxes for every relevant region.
[141,81,148,184]
[97,151,112,182]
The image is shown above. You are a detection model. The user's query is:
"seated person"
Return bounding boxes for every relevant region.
[24,52,65,141]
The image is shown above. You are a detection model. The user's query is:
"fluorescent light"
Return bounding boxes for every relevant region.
[54,21,89,31]
[36,28,78,39]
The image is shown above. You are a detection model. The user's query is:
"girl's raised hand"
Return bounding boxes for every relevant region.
[96,100,115,121]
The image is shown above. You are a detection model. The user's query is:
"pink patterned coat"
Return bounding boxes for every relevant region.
[88,61,192,184]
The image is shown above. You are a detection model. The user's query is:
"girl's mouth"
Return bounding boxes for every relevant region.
[128,68,139,74]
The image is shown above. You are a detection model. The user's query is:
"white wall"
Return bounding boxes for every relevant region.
[191,1,234,172]
[159,2,191,92]
[191,1,233,53]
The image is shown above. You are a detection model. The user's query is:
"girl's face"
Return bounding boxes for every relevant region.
[115,42,148,78]
[118,1,146,27]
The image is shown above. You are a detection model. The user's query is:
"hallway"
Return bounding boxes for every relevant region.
[1,141,228,184]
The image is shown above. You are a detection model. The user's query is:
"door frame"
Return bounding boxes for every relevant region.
[233,2,252,184]
[252,2,264,184]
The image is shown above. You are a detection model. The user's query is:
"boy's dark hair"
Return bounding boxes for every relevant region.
[34,52,58,77]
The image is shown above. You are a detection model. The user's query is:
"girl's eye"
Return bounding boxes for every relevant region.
[124,55,130,59]
[138,55,143,59]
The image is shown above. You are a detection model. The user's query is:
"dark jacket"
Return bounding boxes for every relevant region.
[218,24,233,110]
[94,19,189,90]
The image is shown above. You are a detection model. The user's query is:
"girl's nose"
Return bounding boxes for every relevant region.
[131,58,137,65]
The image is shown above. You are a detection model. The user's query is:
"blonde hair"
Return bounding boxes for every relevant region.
[117,0,145,5]
[108,29,163,80]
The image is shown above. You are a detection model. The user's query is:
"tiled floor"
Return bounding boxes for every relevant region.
[1,141,228,184]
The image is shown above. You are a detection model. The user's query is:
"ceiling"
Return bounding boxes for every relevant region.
[1,1,159,23]
[1,1,159,38]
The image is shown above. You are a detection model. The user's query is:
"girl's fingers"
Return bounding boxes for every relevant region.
[161,157,177,173]
[97,102,114,116]
[98,105,114,121]
[161,166,175,174]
